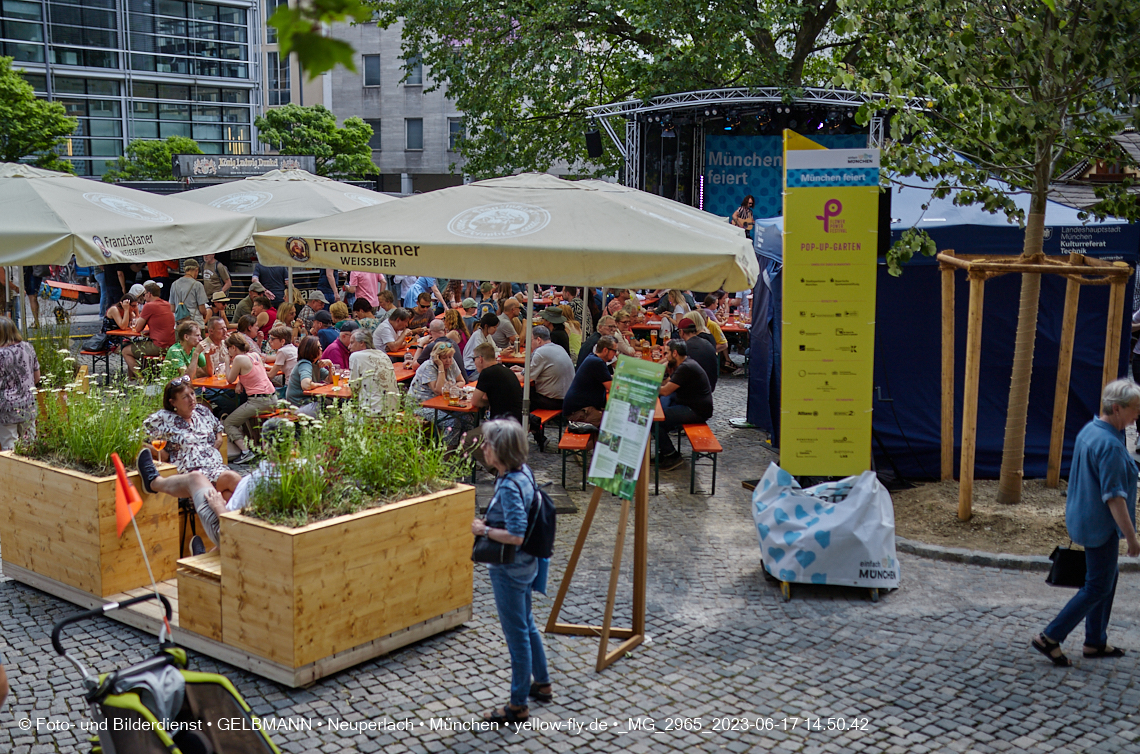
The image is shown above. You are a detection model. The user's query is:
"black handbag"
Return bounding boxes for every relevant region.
[471,534,515,564]
[82,333,111,352]
[471,491,515,564]
[1046,541,1086,588]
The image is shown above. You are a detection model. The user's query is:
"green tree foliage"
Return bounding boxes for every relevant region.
[269,0,373,78]
[272,2,861,177]
[102,136,203,182]
[254,104,378,179]
[837,0,1140,505]
[0,57,77,172]
[837,0,1140,272]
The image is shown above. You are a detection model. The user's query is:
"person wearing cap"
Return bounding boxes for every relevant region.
[321,318,358,370]
[677,314,719,392]
[345,270,384,309]
[299,290,329,330]
[460,298,479,332]
[538,307,571,357]
[233,280,266,323]
[311,309,338,349]
[169,258,209,326]
[122,281,176,380]
[208,291,230,326]
[200,253,231,298]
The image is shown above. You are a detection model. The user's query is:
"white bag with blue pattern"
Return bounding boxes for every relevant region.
[751,462,900,589]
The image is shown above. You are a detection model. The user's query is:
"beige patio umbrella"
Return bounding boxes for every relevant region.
[252,172,756,292]
[254,172,758,420]
[178,169,396,231]
[0,163,256,267]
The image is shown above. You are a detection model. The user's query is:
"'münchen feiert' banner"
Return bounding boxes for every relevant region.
[780,132,879,476]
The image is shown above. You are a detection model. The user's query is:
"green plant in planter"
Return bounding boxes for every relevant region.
[18,382,159,475]
[26,322,76,388]
[246,400,466,527]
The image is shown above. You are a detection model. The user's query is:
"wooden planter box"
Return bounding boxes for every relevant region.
[0,451,179,598]
[217,484,475,677]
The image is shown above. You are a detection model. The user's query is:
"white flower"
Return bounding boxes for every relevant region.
[56,349,70,355]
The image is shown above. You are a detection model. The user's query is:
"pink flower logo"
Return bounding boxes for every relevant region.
[816,199,842,232]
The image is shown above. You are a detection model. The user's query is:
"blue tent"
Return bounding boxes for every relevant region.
[747,176,1140,480]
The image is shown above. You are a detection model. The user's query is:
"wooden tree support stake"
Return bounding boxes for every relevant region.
[1046,256,1081,488]
[545,444,648,672]
[937,251,1133,517]
[941,264,955,481]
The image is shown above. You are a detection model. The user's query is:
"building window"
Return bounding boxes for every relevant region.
[264,0,285,43]
[405,118,422,150]
[362,54,380,87]
[404,54,422,85]
[364,118,381,150]
[448,117,463,151]
[267,51,289,105]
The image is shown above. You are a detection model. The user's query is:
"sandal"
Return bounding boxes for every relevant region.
[484,704,529,725]
[1083,645,1126,658]
[529,683,553,703]
[1032,634,1072,667]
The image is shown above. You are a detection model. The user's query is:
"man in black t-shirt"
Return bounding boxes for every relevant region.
[471,341,522,422]
[658,339,713,470]
[678,319,718,392]
[252,255,289,303]
[466,341,525,467]
[563,336,617,426]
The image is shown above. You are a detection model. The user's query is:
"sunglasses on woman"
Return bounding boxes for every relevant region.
[168,375,191,387]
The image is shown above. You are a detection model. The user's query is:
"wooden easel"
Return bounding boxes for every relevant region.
[939,250,1132,520]
[545,444,648,672]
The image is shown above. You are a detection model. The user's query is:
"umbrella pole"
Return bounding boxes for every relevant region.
[16,265,25,337]
[288,266,294,306]
[522,282,534,430]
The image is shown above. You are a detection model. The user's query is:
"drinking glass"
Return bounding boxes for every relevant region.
[150,437,167,451]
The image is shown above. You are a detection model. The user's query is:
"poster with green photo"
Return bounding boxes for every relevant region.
[588,355,666,500]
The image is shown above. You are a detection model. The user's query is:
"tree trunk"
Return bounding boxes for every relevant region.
[995,210,1047,504]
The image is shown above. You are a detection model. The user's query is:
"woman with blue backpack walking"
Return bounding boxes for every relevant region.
[471,418,554,725]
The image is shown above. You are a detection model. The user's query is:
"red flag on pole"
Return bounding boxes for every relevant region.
[112,452,145,538]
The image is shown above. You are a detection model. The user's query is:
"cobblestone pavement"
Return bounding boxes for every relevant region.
[4,373,1140,754]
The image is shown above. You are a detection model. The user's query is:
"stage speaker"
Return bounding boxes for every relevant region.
[585,130,604,159]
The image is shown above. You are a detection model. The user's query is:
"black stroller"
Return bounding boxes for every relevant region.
[52,592,280,754]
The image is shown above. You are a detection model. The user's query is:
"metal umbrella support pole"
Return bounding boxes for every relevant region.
[522,282,535,429]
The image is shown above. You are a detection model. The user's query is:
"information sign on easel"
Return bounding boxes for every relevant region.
[546,355,665,671]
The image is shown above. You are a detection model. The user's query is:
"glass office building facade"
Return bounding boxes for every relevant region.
[1,0,257,176]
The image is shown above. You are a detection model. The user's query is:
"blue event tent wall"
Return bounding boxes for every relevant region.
[873,228,1138,481]
[746,177,1140,480]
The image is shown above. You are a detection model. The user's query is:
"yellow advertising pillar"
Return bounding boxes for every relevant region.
[781,130,880,476]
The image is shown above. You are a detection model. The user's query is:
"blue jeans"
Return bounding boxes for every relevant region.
[1045,533,1120,647]
[95,270,110,318]
[658,399,703,456]
[488,552,549,707]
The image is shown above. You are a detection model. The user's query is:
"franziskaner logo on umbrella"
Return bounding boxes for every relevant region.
[208,191,273,212]
[82,193,174,223]
[447,203,551,239]
[345,192,383,206]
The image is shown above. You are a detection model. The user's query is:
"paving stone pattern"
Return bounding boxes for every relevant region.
[3,375,1140,753]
